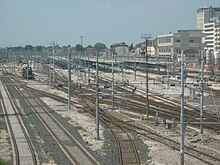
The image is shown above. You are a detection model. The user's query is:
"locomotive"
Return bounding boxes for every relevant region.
[22,66,34,79]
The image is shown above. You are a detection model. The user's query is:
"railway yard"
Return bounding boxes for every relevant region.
[1,58,220,165]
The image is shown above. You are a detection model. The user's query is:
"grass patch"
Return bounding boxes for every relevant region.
[45,151,57,163]
[75,125,86,132]
[0,157,7,165]
[0,119,6,130]
[143,117,155,123]
[48,152,56,162]
[64,116,86,132]
[65,116,73,122]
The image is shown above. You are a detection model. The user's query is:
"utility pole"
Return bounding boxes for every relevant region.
[49,57,51,87]
[88,53,90,82]
[79,36,83,80]
[112,52,115,110]
[96,52,100,140]
[180,50,185,165]
[200,50,205,134]
[141,34,151,116]
[80,36,83,46]
[27,48,29,80]
[68,48,71,111]
[135,53,137,80]
[52,43,55,87]
[167,59,170,89]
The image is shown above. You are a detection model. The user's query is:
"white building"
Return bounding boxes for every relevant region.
[110,42,129,56]
[203,20,220,63]
[156,30,203,60]
[197,6,220,30]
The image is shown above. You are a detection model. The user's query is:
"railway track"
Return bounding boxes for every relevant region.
[24,81,220,164]
[13,64,220,164]
[99,76,220,132]
[80,95,141,165]
[17,86,100,165]
[0,81,37,165]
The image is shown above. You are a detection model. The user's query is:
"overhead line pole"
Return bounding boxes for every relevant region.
[180,50,185,165]
[96,52,100,140]
[200,50,204,134]
[68,48,71,111]
[141,34,151,116]
[112,52,115,110]
[52,43,55,87]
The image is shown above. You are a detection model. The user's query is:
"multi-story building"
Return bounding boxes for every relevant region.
[156,30,203,60]
[137,39,156,57]
[214,24,220,58]
[110,42,129,56]
[203,20,220,63]
[197,6,220,30]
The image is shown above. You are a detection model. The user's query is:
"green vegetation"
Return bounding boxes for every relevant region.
[65,116,73,122]
[143,117,155,122]
[65,116,86,132]
[93,42,107,52]
[45,151,57,163]
[129,43,134,51]
[0,157,7,165]
[48,152,56,162]
[0,119,6,130]
[75,44,84,52]
[75,125,86,132]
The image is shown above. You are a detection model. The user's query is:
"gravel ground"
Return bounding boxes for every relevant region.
[1,65,220,164]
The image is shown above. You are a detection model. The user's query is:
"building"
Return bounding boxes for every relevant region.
[203,21,220,64]
[156,30,203,60]
[197,6,220,30]
[110,42,129,56]
[137,39,156,58]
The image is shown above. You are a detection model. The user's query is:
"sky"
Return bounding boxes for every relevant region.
[0,0,220,48]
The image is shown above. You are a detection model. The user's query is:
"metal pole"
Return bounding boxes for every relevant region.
[180,50,185,165]
[88,53,90,81]
[84,55,86,80]
[200,50,204,134]
[27,49,29,80]
[80,51,82,79]
[145,38,149,116]
[135,53,137,80]
[112,52,115,110]
[96,52,100,140]
[52,44,55,87]
[49,57,51,87]
[68,48,71,111]
[167,60,169,89]
[141,34,151,116]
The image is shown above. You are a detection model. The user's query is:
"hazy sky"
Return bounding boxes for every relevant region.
[0,0,220,47]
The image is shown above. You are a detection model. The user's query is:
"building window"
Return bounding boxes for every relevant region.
[159,37,171,43]
[190,40,194,43]
[206,37,213,40]
[159,46,171,52]
[176,40,180,42]
[205,24,214,28]
[204,29,213,32]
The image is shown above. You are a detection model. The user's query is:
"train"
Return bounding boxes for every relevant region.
[22,66,34,79]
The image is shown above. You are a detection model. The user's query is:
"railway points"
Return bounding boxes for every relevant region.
[1,53,220,165]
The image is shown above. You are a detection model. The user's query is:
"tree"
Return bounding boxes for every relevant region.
[94,43,107,52]
[87,45,93,48]
[25,45,33,51]
[75,44,84,52]
[36,45,43,52]
[129,43,134,52]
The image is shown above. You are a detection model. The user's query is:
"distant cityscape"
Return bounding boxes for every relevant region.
[1,6,220,68]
